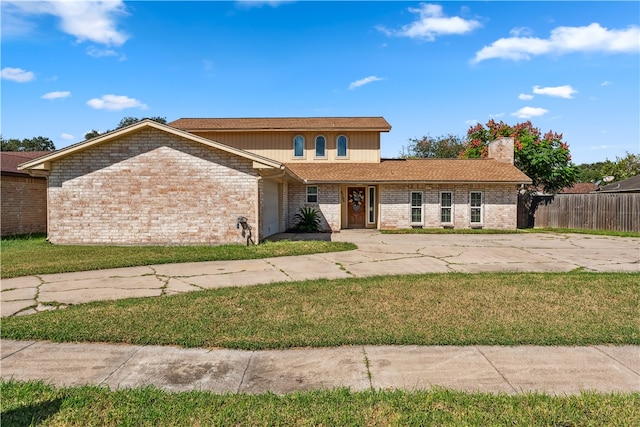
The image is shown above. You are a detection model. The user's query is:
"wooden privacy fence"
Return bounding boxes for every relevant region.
[518,193,640,232]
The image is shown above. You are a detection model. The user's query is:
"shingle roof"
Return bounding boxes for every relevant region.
[169,117,391,132]
[1,151,52,176]
[596,174,640,193]
[285,159,532,184]
[559,183,598,194]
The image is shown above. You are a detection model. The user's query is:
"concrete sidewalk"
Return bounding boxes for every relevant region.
[2,231,639,317]
[2,340,639,395]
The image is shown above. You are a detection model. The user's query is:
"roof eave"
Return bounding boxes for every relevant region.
[18,120,284,171]
[297,179,532,185]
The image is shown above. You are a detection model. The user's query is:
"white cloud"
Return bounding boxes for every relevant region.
[235,1,293,9]
[518,93,534,100]
[4,0,129,46]
[87,94,148,111]
[87,46,117,57]
[378,3,480,41]
[60,133,74,140]
[512,107,549,119]
[349,76,384,90]
[533,85,577,99]
[489,113,505,118]
[465,119,479,126]
[1,67,34,82]
[601,80,613,86]
[42,91,71,100]
[473,23,640,63]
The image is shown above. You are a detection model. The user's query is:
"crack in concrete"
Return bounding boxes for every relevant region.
[100,347,140,387]
[362,347,373,390]
[593,346,640,377]
[237,351,254,393]
[475,346,518,394]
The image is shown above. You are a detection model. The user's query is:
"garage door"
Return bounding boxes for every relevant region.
[263,180,279,238]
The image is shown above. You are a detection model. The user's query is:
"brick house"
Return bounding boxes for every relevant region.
[18,118,531,245]
[1,151,50,236]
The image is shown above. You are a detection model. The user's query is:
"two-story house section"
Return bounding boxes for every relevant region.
[19,117,531,245]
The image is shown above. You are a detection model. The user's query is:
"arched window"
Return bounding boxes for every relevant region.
[315,135,326,158]
[337,135,348,158]
[293,135,304,158]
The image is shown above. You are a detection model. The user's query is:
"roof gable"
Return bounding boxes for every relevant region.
[18,120,284,172]
[169,117,392,132]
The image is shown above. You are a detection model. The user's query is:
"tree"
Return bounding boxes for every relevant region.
[402,134,465,158]
[84,130,102,140]
[84,116,167,140]
[116,116,167,129]
[576,152,639,184]
[461,120,578,194]
[599,152,640,182]
[1,136,56,151]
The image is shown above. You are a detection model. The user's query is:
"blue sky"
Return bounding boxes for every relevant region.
[2,1,638,165]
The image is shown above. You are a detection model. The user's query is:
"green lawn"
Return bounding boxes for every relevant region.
[0,234,356,279]
[2,380,638,426]
[2,272,638,348]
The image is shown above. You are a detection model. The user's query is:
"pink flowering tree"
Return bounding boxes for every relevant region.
[461,120,578,194]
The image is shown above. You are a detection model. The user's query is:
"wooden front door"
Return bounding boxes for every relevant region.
[347,187,366,228]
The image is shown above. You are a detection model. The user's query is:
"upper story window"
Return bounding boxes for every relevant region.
[293,135,305,158]
[315,135,326,158]
[337,135,348,158]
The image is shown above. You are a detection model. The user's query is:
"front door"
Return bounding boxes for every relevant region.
[347,187,366,228]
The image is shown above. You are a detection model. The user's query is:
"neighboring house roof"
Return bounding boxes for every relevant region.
[285,158,532,184]
[18,120,284,172]
[595,174,640,193]
[1,151,52,177]
[169,117,392,132]
[560,183,598,194]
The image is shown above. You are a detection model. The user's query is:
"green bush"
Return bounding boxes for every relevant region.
[293,207,322,232]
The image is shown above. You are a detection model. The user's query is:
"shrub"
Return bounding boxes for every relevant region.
[293,207,322,232]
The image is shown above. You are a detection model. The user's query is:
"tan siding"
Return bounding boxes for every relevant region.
[192,131,380,163]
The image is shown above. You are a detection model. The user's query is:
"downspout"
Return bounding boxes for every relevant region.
[255,175,262,244]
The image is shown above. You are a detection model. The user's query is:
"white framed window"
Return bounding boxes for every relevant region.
[306,185,318,203]
[470,191,483,224]
[410,191,423,225]
[293,135,305,158]
[314,135,326,158]
[367,186,376,224]
[440,191,453,223]
[337,135,348,158]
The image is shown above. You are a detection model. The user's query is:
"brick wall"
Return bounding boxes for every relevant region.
[47,129,259,245]
[488,137,515,164]
[379,183,518,230]
[287,182,340,231]
[1,174,47,236]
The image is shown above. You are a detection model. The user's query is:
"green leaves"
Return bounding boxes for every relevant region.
[461,120,578,194]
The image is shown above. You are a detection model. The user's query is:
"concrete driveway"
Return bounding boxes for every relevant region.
[2,230,639,317]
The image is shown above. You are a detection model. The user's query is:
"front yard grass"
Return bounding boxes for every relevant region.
[0,233,356,279]
[3,380,638,426]
[2,272,637,348]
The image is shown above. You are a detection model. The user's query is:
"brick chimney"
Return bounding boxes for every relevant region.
[488,137,514,164]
